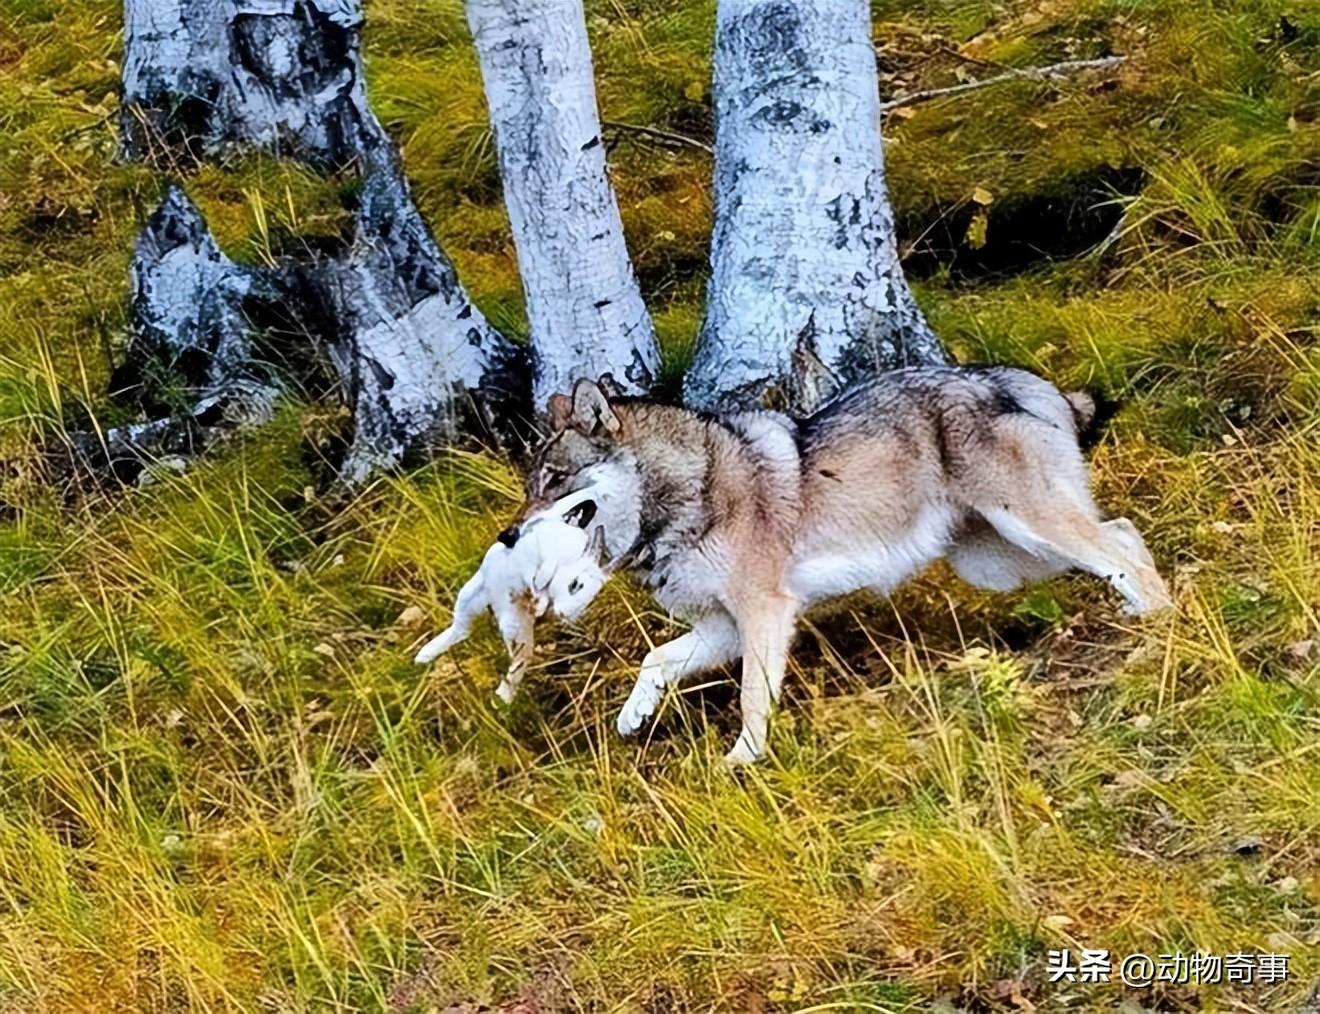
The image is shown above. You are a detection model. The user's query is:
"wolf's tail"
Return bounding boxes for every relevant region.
[1063,389,1120,449]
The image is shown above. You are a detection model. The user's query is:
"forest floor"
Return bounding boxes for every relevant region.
[1,0,1319,1010]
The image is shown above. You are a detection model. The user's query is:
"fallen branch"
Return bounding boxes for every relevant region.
[602,119,713,155]
[880,55,1127,113]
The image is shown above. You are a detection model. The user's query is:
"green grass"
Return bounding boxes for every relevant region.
[1,0,1319,1009]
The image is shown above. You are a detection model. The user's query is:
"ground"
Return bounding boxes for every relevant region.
[1,0,1318,1011]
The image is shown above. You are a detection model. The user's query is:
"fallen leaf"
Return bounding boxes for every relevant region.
[966,210,989,248]
[395,605,426,627]
[1286,639,1314,660]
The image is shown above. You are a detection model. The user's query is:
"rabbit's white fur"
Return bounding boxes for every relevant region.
[414,489,607,702]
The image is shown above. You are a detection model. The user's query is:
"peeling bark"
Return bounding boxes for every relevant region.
[121,0,389,167]
[685,0,946,415]
[467,0,661,410]
[114,2,526,485]
[120,184,264,402]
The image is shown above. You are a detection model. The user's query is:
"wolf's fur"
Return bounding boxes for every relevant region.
[415,489,608,703]
[524,366,1172,764]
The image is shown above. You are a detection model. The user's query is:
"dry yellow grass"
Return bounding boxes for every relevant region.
[0,0,1318,1010]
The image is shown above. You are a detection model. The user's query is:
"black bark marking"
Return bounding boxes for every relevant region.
[580,135,601,151]
[749,99,831,134]
[733,1,805,74]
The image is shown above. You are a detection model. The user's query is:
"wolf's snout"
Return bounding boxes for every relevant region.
[496,523,520,548]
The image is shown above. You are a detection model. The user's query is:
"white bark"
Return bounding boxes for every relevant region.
[323,168,526,484]
[116,1,524,484]
[685,0,946,415]
[81,185,277,479]
[121,0,389,166]
[109,178,522,485]
[128,184,257,393]
[466,0,661,410]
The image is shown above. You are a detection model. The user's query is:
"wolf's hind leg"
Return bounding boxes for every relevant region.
[415,572,487,664]
[983,506,1171,615]
[617,612,741,736]
[948,522,1066,592]
[726,593,799,766]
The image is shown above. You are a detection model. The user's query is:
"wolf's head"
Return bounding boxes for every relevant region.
[524,377,629,510]
[521,377,642,560]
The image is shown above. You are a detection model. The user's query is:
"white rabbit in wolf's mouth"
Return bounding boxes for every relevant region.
[414,488,611,703]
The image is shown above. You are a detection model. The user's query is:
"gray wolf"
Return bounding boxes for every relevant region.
[521,367,1173,765]
[414,488,609,704]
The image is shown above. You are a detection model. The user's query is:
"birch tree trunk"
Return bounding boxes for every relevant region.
[466,0,661,410]
[75,184,277,479]
[684,0,946,415]
[322,167,528,484]
[121,0,390,167]
[110,0,525,484]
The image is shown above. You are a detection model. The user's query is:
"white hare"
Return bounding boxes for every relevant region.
[414,489,610,703]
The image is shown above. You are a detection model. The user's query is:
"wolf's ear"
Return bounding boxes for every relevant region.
[570,378,622,438]
[597,372,626,399]
[547,392,574,433]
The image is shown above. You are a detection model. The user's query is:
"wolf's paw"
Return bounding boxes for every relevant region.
[616,681,661,737]
[722,735,764,768]
[1121,581,1174,617]
[1122,597,1174,618]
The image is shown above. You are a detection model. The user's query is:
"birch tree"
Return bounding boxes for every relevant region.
[111,0,524,481]
[120,0,389,166]
[102,0,954,484]
[685,0,945,415]
[466,0,661,409]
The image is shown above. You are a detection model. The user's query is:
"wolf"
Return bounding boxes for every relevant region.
[414,488,610,704]
[518,367,1172,765]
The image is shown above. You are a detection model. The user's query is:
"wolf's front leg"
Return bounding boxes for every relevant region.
[493,598,536,704]
[414,571,487,664]
[616,612,740,736]
[725,593,799,766]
